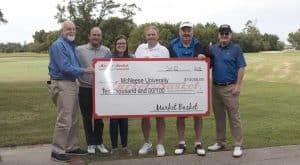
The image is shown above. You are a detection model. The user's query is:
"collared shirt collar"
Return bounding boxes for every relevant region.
[218,42,232,49]
[147,42,161,50]
[179,37,198,48]
[87,43,101,50]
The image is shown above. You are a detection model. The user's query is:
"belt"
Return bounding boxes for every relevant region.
[213,81,236,86]
[50,77,76,82]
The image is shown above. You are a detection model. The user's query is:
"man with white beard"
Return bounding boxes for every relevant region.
[47,20,93,162]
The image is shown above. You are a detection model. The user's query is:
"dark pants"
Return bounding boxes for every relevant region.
[78,87,104,145]
[109,118,128,149]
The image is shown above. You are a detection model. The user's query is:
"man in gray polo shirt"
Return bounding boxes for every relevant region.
[77,27,110,154]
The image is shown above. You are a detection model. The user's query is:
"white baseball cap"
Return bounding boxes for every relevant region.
[180,21,193,29]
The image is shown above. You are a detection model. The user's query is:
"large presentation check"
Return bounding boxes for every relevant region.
[93,58,210,118]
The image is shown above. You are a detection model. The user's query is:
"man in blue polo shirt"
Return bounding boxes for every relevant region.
[207,24,246,158]
[169,21,209,156]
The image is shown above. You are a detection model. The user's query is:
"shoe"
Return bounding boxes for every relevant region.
[156,144,165,157]
[138,143,153,155]
[87,145,95,154]
[96,144,109,153]
[195,144,206,156]
[66,148,88,155]
[51,152,71,162]
[174,143,186,155]
[233,146,243,158]
[110,148,119,157]
[207,143,225,151]
[121,147,132,156]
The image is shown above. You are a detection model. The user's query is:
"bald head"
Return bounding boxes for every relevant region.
[89,27,102,47]
[61,20,74,29]
[62,20,76,41]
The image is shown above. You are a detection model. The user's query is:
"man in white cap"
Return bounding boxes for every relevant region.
[168,21,210,156]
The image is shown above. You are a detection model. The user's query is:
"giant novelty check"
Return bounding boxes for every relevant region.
[93,58,210,118]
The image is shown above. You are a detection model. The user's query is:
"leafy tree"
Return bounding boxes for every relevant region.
[233,32,284,52]
[0,43,24,53]
[288,29,300,50]
[33,30,48,43]
[0,9,8,24]
[232,20,284,52]
[29,30,50,52]
[46,31,61,48]
[262,33,284,51]
[55,0,140,45]
[243,20,263,52]
[232,33,254,52]
[100,17,136,50]
[156,23,178,47]
[28,30,60,52]
[194,22,219,46]
[127,24,147,53]
[276,41,285,50]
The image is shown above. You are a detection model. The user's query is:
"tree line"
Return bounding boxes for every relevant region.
[1,0,300,53]
[0,19,286,53]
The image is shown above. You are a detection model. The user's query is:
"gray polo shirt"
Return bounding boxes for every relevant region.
[77,43,110,88]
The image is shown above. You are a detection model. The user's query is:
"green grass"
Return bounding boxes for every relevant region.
[1,51,300,162]
[0,53,48,82]
[0,82,55,145]
[0,52,48,57]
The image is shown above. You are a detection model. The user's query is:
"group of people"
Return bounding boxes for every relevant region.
[47,20,246,163]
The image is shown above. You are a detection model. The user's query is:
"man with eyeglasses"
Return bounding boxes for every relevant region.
[207,24,246,158]
[168,21,210,156]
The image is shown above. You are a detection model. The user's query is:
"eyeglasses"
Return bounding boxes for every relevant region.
[220,32,229,36]
[116,42,126,45]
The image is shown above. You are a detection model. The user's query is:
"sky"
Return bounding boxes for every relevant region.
[0,0,299,44]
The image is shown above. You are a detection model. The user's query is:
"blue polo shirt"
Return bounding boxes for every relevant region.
[169,37,200,58]
[210,42,246,83]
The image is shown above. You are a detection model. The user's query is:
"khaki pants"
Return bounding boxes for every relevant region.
[48,80,80,154]
[212,84,243,146]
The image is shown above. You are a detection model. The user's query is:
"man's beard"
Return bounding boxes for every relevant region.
[67,35,75,41]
